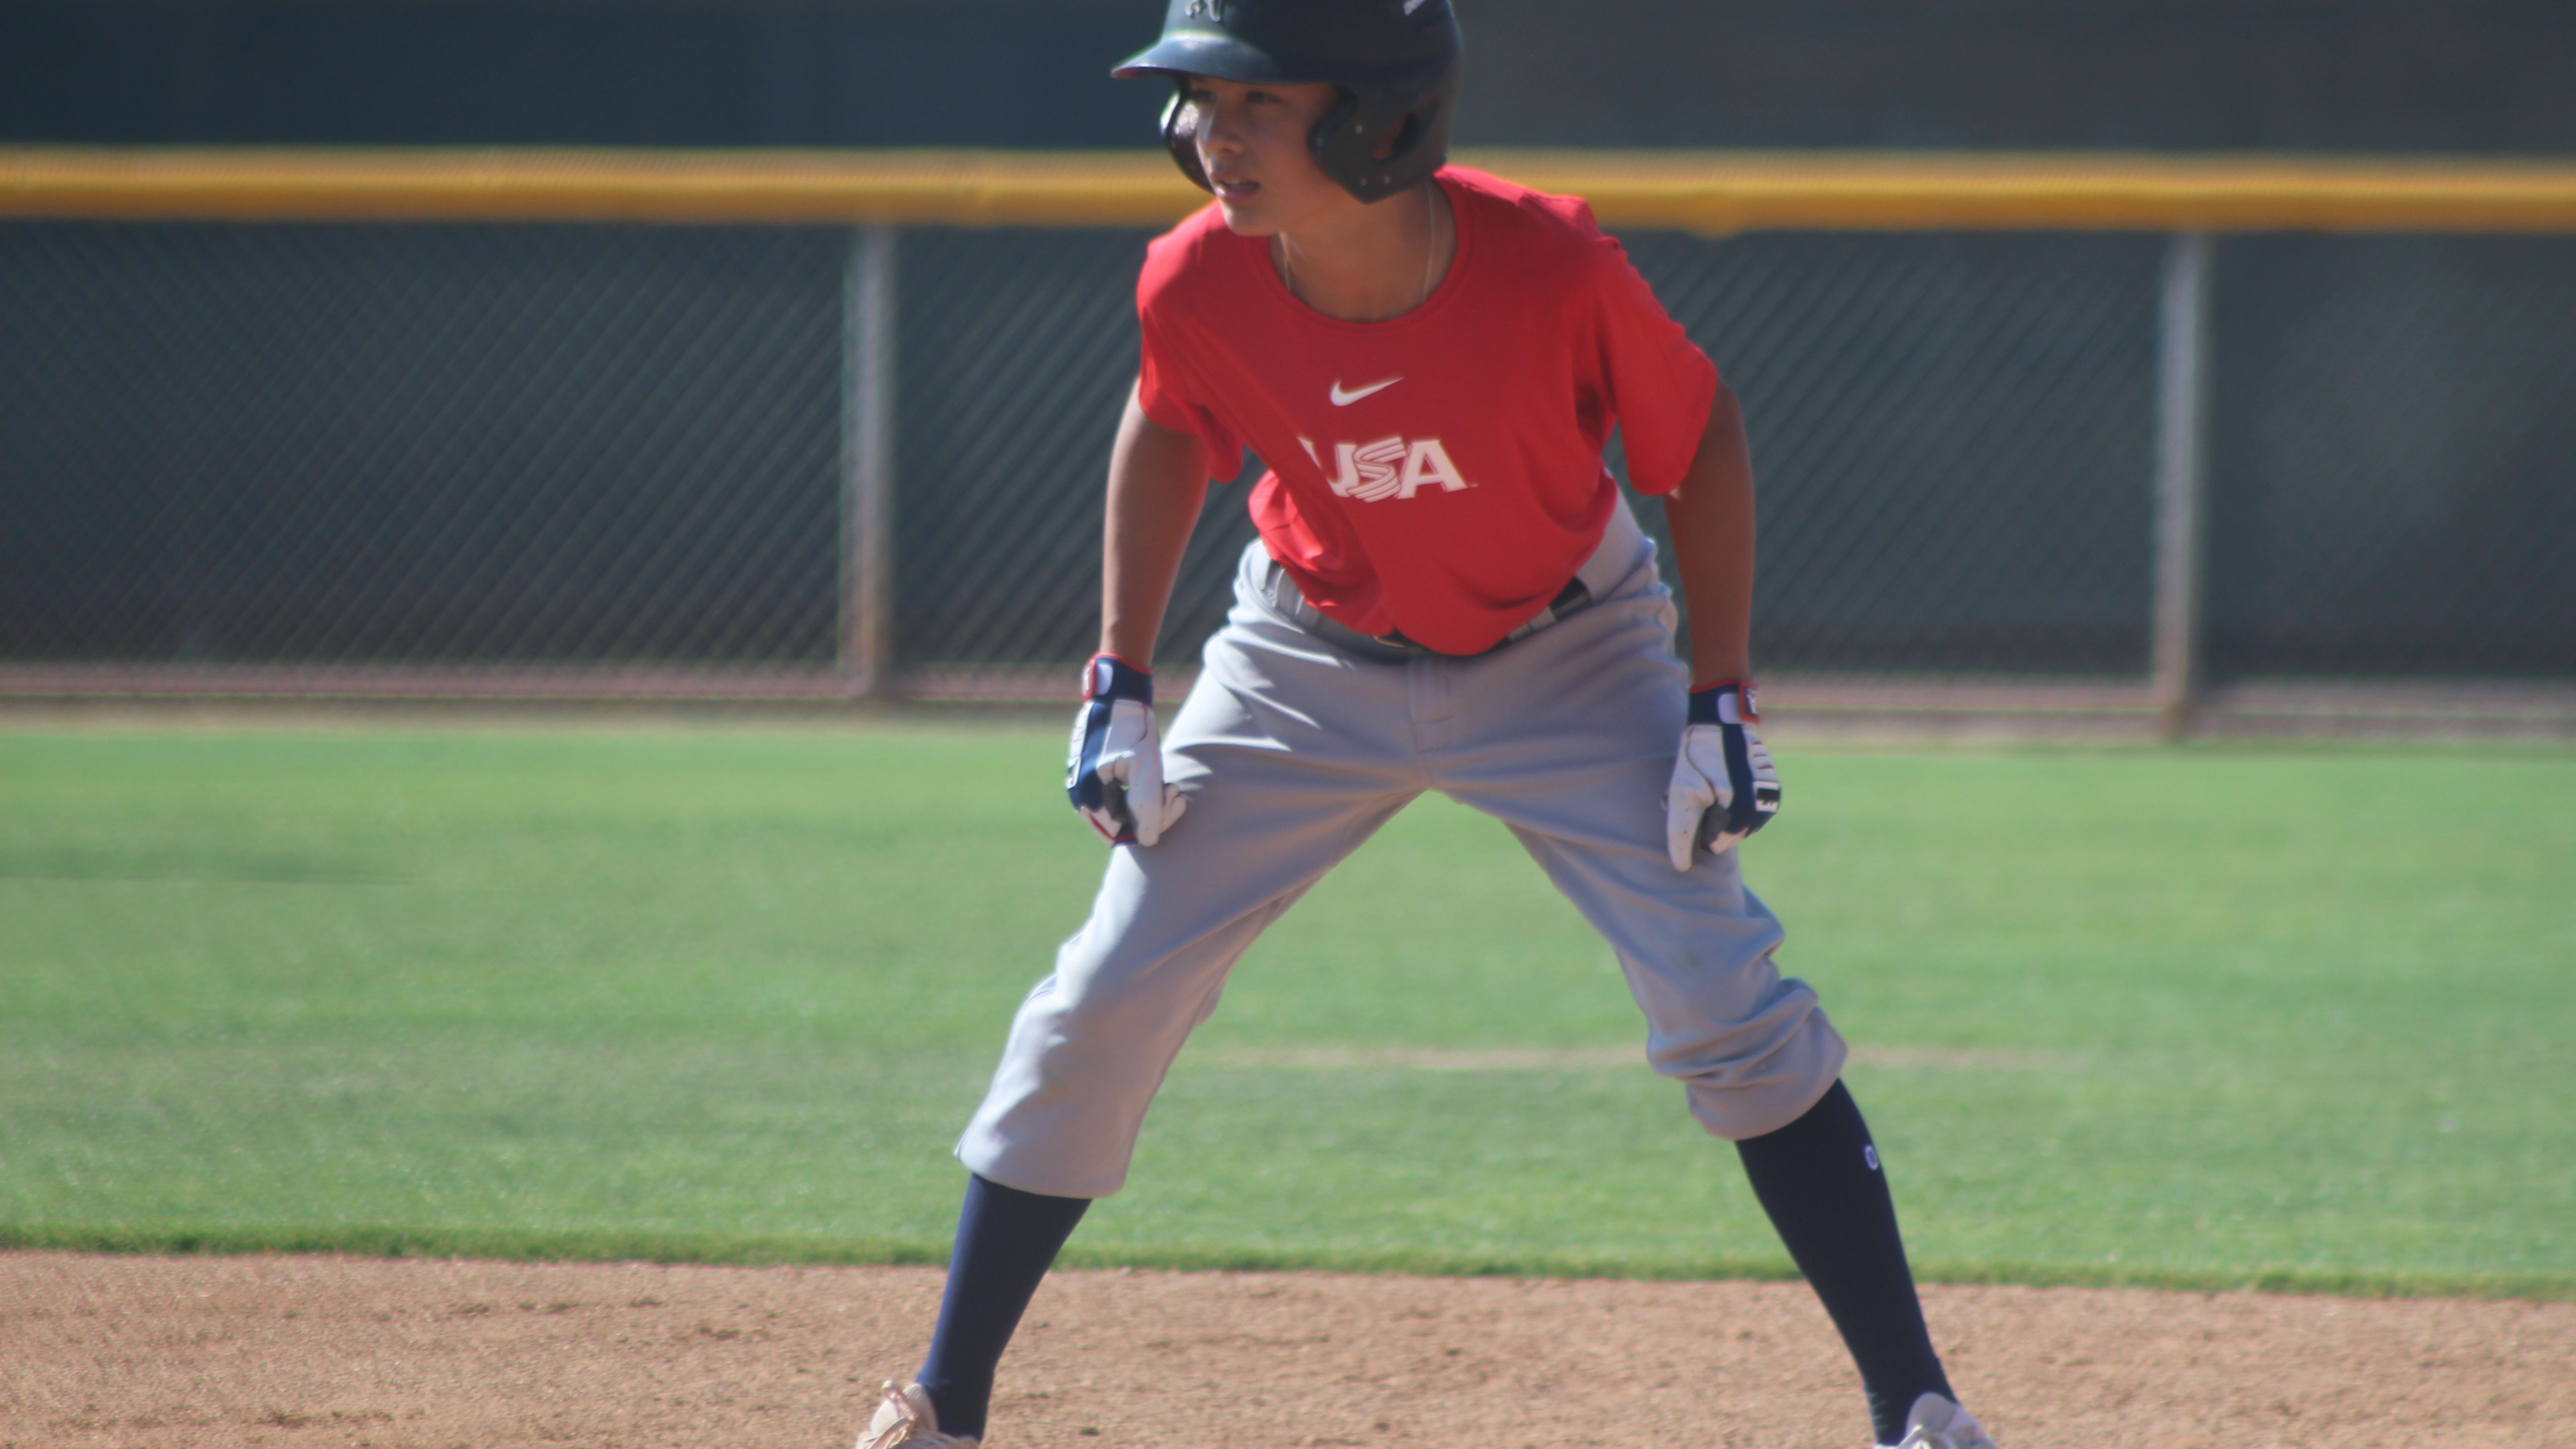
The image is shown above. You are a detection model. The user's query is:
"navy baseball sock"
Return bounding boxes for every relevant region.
[1735,1079,1952,1446]
[914,1173,1091,1440]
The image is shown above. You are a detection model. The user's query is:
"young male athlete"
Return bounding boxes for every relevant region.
[859,3,2000,1447]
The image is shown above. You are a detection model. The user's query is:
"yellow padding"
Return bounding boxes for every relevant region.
[6,147,2576,232]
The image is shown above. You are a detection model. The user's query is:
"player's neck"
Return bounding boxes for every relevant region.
[1271,180,1453,323]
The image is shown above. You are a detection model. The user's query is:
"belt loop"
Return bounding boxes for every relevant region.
[1257,550,1318,631]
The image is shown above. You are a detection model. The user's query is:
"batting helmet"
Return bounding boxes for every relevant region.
[1112,0,1463,204]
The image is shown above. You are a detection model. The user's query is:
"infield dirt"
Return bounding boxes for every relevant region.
[4,1252,2570,1449]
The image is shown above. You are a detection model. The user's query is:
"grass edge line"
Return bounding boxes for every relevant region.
[3,1223,2569,1303]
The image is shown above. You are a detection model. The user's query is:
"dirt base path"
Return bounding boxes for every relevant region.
[4,1253,2571,1449]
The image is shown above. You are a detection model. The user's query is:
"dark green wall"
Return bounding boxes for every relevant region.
[6,0,2575,151]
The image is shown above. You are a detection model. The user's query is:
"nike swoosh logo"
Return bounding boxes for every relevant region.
[1329,377,1402,406]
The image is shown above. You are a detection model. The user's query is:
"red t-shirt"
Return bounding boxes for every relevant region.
[1135,165,1720,655]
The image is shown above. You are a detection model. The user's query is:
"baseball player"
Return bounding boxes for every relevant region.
[859,3,1999,1447]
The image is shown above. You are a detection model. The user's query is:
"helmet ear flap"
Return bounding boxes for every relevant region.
[1160,81,1212,192]
[1310,85,1449,203]
[1306,86,1362,188]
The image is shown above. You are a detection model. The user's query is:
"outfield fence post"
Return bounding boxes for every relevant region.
[841,224,899,699]
[2151,231,2213,741]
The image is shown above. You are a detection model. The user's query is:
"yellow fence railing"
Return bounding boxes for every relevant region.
[7,147,2576,232]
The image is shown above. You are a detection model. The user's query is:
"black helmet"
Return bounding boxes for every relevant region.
[1113,0,1463,204]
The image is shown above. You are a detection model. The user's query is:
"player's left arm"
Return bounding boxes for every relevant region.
[1660,385,1756,689]
[1658,385,1782,869]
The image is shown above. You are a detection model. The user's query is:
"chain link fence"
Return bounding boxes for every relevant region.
[892,226,1263,676]
[1636,231,2164,677]
[1,221,844,668]
[2206,234,2576,679]
[3,214,2572,719]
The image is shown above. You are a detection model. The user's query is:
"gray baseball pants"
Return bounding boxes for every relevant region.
[958,499,1848,1199]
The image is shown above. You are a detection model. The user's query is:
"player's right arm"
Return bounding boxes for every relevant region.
[1067,381,1210,847]
[1100,380,1211,668]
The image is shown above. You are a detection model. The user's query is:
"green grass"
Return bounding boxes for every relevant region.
[2,726,2570,1298]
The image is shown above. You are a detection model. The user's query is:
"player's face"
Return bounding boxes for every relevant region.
[1179,75,1351,236]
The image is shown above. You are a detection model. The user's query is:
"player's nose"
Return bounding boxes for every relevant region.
[1198,99,1251,152]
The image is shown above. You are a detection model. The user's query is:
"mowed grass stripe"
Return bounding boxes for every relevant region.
[1,729,2569,1294]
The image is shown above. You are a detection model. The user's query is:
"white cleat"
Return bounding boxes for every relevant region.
[855,1380,980,1449]
[1877,1391,1998,1449]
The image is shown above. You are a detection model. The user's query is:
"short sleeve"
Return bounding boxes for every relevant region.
[1582,237,1720,496]
[1137,295,1244,484]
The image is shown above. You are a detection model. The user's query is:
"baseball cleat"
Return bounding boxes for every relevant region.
[855,1380,979,1449]
[1876,1392,1998,1449]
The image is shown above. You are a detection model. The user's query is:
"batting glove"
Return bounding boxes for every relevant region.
[1066,653,1187,847]
[1664,681,1781,871]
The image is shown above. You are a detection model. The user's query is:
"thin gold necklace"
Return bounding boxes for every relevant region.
[1278,182,1440,315]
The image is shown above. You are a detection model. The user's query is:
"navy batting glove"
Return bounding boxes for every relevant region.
[1066,653,1187,846]
[1663,681,1782,870]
